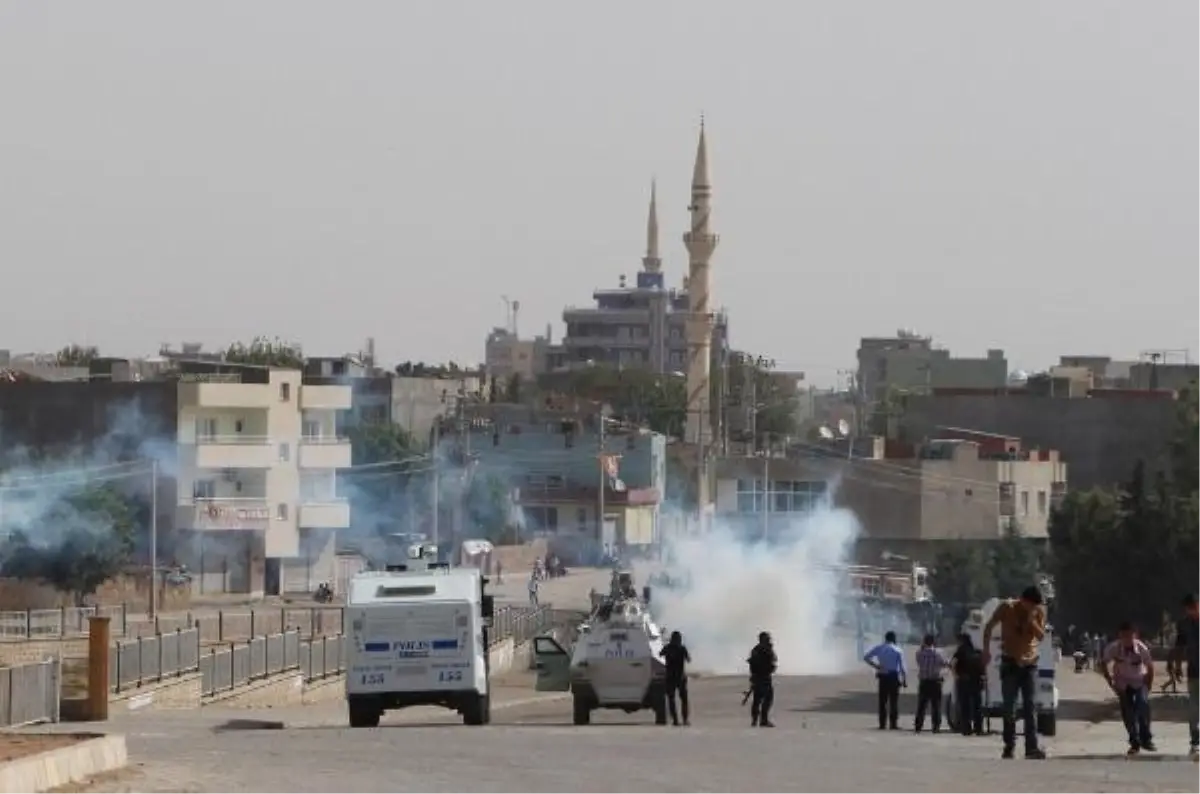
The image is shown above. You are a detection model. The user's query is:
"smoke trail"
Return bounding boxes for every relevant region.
[637,490,862,676]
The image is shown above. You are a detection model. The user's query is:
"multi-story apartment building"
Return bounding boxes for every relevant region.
[857,331,1007,402]
[484,327,552,383]
[442,404,666,561]
[0,360,352,597]
[713,430,1065,563]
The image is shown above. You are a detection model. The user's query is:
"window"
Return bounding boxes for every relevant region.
[276,503,289,520]
[193,480,215,499]
[1020,490,1029,517]
[1037,490,1047,514]
[234,419,244,433]
[195,417,217,440]
[278,443,290,462]
[302,419,320,440]
[576,507,588,526]
[279,382,291,401]
[734,479,826,513]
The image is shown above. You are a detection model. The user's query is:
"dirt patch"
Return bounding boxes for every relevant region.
[0,733,90,764]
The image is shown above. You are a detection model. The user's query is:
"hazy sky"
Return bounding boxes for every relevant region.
[0,1,1195,386]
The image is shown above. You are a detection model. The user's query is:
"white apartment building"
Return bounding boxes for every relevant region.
[174,369,352,596]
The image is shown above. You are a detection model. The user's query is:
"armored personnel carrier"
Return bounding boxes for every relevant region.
[532,590,668,725]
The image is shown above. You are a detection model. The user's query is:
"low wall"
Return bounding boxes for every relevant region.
[0,638,88,667]
[109,673,202,714]
[0,575,190,613]
[492,540,548,576]
[205,673,305,708]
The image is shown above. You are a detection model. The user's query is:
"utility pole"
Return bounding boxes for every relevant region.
[149,459,159,618]
[431,424,440,550]
[597,411,607,549]
[761,448,770,542]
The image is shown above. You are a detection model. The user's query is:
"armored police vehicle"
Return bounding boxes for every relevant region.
[344,564,493,727]
[946,597,1060,736]
[532,590,668,726]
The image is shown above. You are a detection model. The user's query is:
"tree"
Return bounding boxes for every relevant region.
[0,484,137,604]
[990,521,1044,598]
[722,352,800,447]
[462,473,520,543]
[223,337,304,369]
[929,543,997,605]
[55,344,99,367]
[341,422,425,537]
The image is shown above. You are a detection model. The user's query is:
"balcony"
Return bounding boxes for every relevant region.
[191,436,275,469]
[180,498,272,532]
[300,385,351,411]
[178,382,275,409]
[298,437,351,469]
[299,500,351,529]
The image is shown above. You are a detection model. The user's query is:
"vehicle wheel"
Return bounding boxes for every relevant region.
[1036,712,1056,737]
[463,694,489,726]
[944,694,959,732]
[348,699,381,728]
[572,694,592,726]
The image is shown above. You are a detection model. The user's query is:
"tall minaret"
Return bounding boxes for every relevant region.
[642,179,661,273]
[682,118,719,512]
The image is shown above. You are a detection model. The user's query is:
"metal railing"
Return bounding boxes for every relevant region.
[490,605,551,647]
[300,634,346,682]
[0,659,60,727]
[198,630,304,697]
[0,605,344,642]
[109,628,202,693]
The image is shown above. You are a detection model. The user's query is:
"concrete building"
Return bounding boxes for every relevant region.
[444,404,666,562]
[897,387,1181,490]
[857,331,1007,402]
[484,327,552,383]
[340,374,483,446]
[1055,354,1197,392]
[0,360,353,597]
[552,176,729,376]
[713,431,1065,562]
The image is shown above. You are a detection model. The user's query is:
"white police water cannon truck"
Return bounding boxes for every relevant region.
[532,585,669,726]
[945,597,1060,737]
[344,563,494,727]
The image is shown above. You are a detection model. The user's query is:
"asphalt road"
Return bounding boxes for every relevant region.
[55,669,1198,793]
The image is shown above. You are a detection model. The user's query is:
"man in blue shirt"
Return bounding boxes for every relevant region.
[864,630,908,730]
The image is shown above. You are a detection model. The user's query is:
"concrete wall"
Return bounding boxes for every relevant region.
[898,393,1178,489]
[0,638,88,666]
[110,673,202,714]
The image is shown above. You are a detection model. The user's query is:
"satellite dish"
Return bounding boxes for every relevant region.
[837,419,851,437]
[818,426,834,440]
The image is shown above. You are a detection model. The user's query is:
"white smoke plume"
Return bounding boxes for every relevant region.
[637,494,862,676]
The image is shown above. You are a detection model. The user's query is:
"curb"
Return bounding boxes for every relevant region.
[0,734,127,793]
[388,692,572,725]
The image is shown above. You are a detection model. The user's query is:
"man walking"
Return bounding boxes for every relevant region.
[951,632,986,736]
[914,633,948,733]
[863,630,907,730]
[982,585,1047,760]
[747,631,777,727]
[659,630,692,726]
[1170,593,1199,758]
[1100,621,1156,755]
[527,573,539,607]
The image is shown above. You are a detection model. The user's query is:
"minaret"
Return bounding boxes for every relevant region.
[682,118,719,512]
[642,179,661,273]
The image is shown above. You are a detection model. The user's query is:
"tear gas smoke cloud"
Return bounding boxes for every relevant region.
[0,399,178,557]
[637,487,862,676]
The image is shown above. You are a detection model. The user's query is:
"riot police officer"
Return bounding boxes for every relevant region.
[747,631,777,727]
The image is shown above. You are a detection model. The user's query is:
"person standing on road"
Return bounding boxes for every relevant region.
[659,630,692,726]
[527,573,539,607]
[1170,593,1199,757]
[863,630,907,730]
[982,585,1047,760]
[747,631,777,728]
[913,633,948,733]
[1099,620,1156,755]
[950,632,985,736]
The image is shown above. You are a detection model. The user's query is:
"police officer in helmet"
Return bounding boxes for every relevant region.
[748,631,778,727]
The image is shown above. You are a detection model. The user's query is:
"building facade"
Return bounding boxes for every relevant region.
[443,404,666,561]
[857,331,1007,403]
[0,361,353,597]
[712,432,1065,561]
[484,327,551,383]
